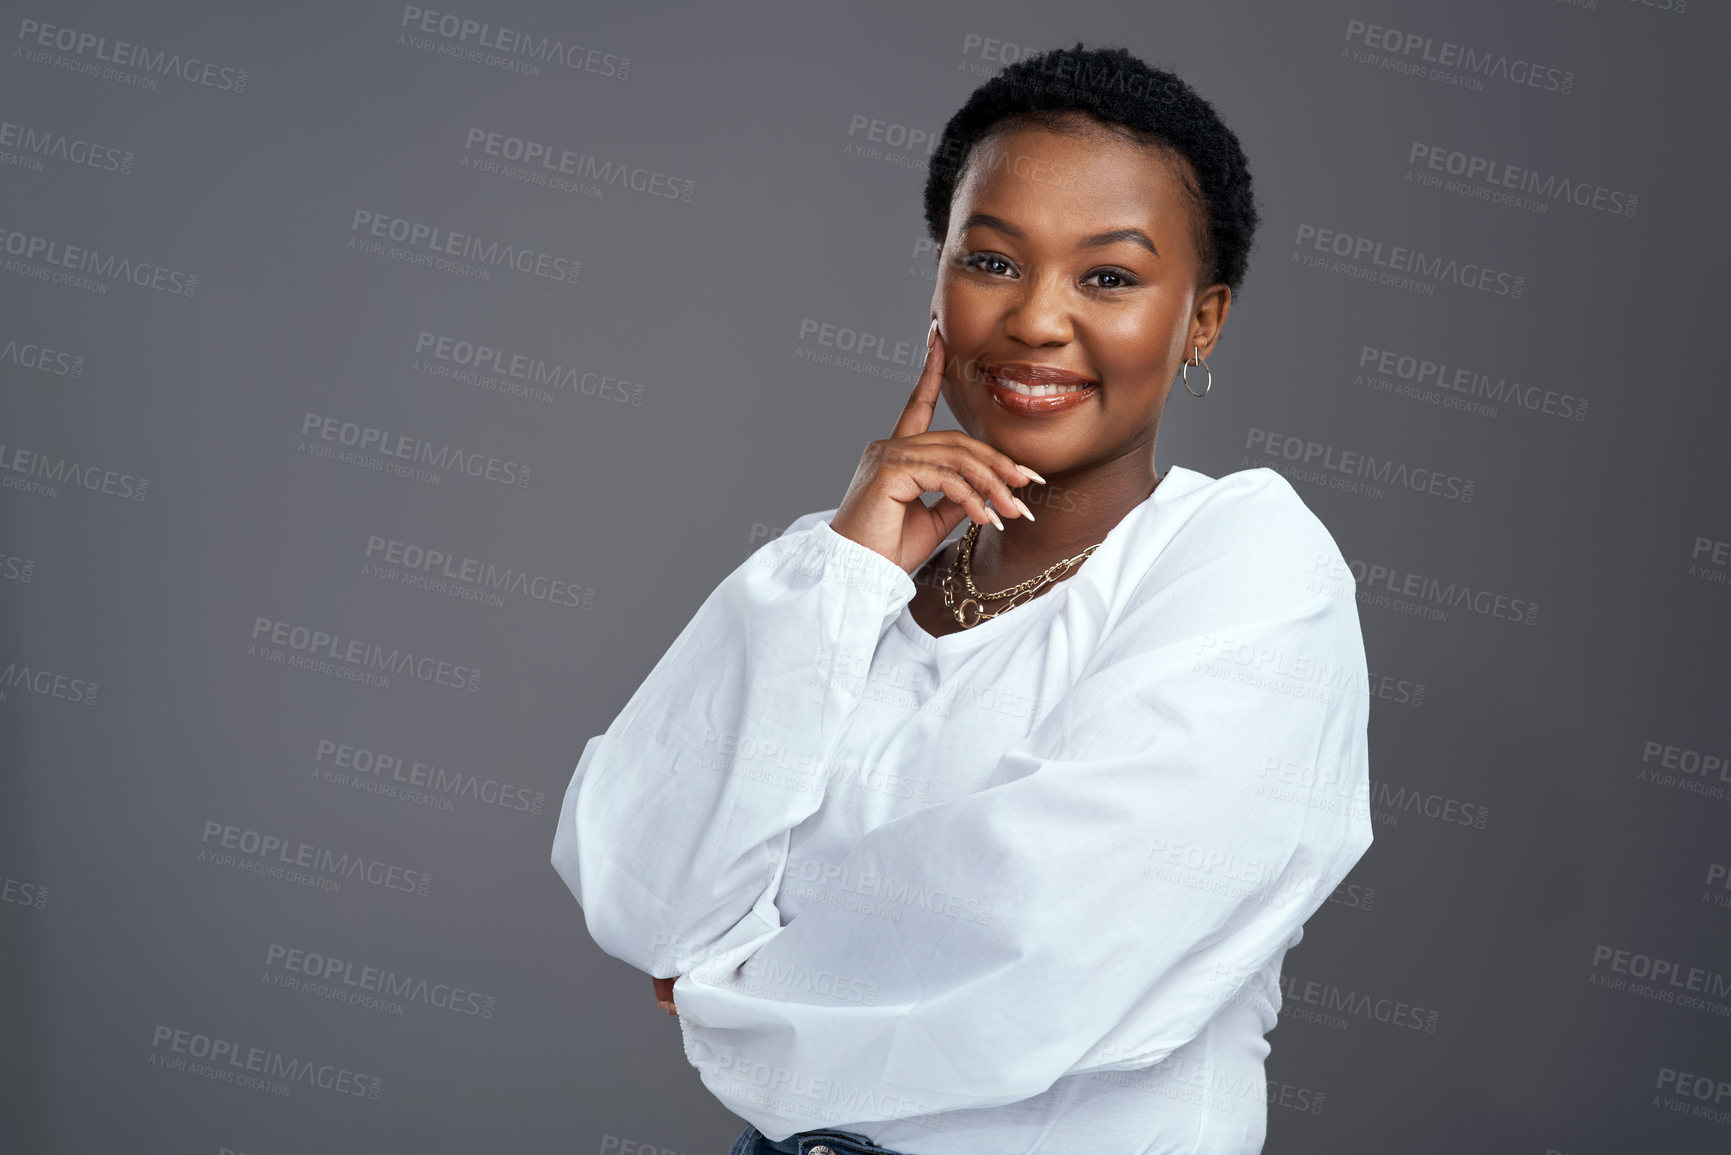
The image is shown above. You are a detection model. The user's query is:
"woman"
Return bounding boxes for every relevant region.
[552,43,1373,1155]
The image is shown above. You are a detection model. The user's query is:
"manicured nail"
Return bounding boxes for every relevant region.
[1011,496,1035,521]
[926,317,938,348]
[659,1000,675,1014]
[1017,465,1046,484]
[985,506,1004,532]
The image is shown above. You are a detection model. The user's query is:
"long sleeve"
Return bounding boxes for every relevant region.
[551,509,914,979]
[669,484,1375,1137]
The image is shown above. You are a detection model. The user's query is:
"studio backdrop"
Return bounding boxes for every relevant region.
[2,1,1727,1153]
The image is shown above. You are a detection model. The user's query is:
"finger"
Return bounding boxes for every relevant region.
[895,453,999,532]
[896,438,1034,523]
[915,431,1044,500]
[922,494,971,545]
[889,321,947,442]
[933,444,1036,523]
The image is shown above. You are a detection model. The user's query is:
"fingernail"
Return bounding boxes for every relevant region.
[1017,465,1046,484]
[1012,496,1035,521]
[926,317,938,348]
[987,507,1004,532]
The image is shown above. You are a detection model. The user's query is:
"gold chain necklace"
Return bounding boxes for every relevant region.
[940,521,1103,628]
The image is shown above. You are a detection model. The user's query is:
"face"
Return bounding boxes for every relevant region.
[932,114,1231,479]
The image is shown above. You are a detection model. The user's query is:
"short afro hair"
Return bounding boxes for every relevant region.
[923,42,1260,299]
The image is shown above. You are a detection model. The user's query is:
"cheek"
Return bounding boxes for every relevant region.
[937,279,977,336]
[1093,313,1172,380]
[936,296,992,386]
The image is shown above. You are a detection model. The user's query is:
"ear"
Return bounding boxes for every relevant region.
[1191,283,1232,361]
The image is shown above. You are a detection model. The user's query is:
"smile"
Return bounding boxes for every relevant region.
[984,371,1099,416]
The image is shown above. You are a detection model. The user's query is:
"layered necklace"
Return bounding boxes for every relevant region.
[940,521,1103,628]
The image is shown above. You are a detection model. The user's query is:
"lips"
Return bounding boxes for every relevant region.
[982,362,1099,417]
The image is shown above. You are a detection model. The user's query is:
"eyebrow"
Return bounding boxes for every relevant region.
[958,212,1160,259]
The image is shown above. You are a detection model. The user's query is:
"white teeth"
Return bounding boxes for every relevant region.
[989,374,1093,397]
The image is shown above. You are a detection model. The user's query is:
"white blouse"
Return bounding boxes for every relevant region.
[552,465,1374,1155]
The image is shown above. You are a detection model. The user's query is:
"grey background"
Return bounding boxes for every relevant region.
[3,1,1728,1153]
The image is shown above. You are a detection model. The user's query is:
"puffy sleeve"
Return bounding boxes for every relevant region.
[550,507,914,979]
[669,481,1375,1138]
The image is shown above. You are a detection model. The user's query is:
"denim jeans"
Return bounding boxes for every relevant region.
[727,1124,911,1155]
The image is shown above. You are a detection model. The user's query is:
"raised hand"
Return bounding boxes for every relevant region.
[828,318,1044,573]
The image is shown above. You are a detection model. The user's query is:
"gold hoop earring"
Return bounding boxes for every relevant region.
[1182,345,1212,398]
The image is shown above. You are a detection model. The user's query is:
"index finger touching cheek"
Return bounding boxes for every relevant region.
[891,317,946,441]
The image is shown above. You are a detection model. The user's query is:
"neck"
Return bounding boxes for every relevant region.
[968,455,1161,585]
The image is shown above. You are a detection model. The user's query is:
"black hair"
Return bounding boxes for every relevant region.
[922,42,1260,299]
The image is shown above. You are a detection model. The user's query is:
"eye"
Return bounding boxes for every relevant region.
[1083,267,1138,291]
[960,252,1016,277]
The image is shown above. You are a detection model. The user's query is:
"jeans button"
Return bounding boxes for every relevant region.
[808,1147,835,1155]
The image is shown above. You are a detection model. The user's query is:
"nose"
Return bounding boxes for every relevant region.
[1000,269,1073,348]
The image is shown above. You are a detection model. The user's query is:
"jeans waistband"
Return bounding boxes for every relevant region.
[741,1125,906,1155]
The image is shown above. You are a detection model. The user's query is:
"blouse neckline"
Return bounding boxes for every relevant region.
[892,466,1200,655]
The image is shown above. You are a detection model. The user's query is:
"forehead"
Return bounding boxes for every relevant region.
[953,119,1198,248]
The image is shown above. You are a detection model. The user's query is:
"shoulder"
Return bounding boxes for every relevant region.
[1156,465,1346,585]
[1113,466,1356,639]
[1165,465,1337,556]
